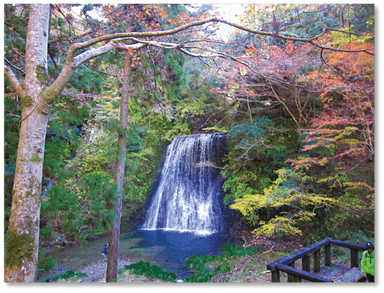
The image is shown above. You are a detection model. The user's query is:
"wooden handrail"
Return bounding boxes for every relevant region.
[267,237,332,271]
[266,237,367,282]
[276,264,333,282]
[329,239,365,251]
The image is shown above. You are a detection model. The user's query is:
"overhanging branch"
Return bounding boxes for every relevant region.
[44,16,374,106]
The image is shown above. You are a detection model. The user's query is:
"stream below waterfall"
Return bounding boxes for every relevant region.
[43,228,239,281]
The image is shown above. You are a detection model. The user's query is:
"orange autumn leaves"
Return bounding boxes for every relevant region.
[293,40,374,170]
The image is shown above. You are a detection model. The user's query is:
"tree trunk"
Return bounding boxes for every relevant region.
[5,4,50,282]
[106,53,131,282]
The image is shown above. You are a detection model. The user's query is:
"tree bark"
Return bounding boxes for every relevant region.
[5,4,50,282]
[106,53,131,282]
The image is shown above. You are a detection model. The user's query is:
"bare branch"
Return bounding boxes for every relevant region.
[4,57,25,74]
[53,4,74,27]
[73,42,115,67]
[68,17,222,56]
[83,62,118,77]
[4,65,24,97]
[320,48,344,79]
[214,19,374,55]
[270,82,299,127]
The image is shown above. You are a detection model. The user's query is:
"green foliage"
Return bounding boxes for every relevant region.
[44,93,91,179]
[40,182,83,243]
[185,255,226,282]
[184,244,264,282]
[4,94,20,228]
[77,172,117,235]
[123,261,176,282]
[162,119,191,141]
[37,249,57,276]
[203,125,230,133]
[222,117,300,205]
[219,244,262,257]
[223,171,270,206]
[40,91,175,242]
[230,168,338,238]
[228,117,273,145]
[40,169,117,243]
[329,28,373,46]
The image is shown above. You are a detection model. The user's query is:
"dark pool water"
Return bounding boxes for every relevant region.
[137,229,234,279]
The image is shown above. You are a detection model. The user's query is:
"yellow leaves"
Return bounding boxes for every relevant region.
[230,193,265,216]
[253,216,303,237]
[231,168,338,238]
[362,101,373,111]
[239,68,247,76]
[105,104,114,111]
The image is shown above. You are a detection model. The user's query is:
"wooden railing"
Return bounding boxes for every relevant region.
[266,237,366,282]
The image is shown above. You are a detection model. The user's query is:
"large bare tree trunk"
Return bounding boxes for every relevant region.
[106,53,131,282]
[4,4,50,282]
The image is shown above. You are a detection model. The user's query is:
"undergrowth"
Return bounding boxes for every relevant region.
[121,261,177,282]
[184,244,265,282]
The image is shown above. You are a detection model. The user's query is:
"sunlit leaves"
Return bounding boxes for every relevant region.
[230,168,337,238]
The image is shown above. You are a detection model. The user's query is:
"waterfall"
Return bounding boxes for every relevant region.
[140,133,227,235]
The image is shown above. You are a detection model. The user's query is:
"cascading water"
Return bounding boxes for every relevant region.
[140,132,227,235]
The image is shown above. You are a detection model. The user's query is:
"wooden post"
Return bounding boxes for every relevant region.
[271,269,280,282]
[287,262,294,282]
[325,244,331,266]
[351,249,359,268]
[288,261,301,282]
[314,250,320,273]
[302,255,310,272]
[293,275,302,282]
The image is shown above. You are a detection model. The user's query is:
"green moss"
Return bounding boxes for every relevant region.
[36,65,49,86]
[40,87,58,110]
[30,154,41,162]
[20,95,33,109]
[5,228,35,270]
[42,87,55,97]
[5,186,40,270]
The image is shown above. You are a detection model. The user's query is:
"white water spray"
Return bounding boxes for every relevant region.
[140,133,226,235]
